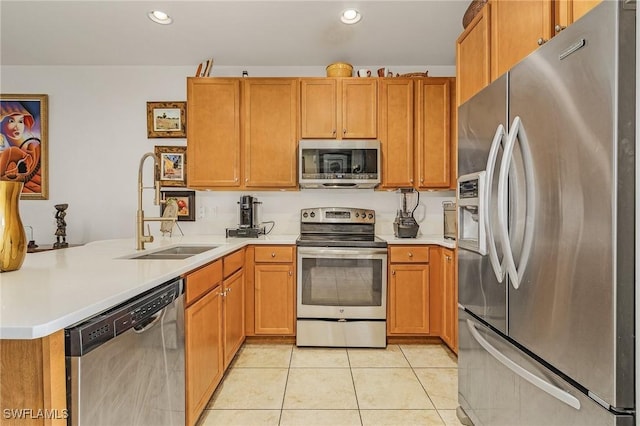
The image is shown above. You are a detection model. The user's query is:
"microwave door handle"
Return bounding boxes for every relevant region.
[485,124,507,283]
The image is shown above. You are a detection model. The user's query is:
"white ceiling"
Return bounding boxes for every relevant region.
[1,0,470,67]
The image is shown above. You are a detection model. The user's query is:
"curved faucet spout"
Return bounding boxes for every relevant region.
[136,152,167,250]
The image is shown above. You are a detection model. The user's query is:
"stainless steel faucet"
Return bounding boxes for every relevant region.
[136,152,176,250]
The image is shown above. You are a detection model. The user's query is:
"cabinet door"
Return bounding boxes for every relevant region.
[243,79,299,188]
[456,4,491,106]
[342,79,377,139]
[415,78,452,189]
[185,287,223,426]
[223,269,245,368]
[388,263,430,334]
[490,0,553,80]
[300,79,338,138]
[441,248,458,353]
[254,263,295,335]
[187,78,241,187]
[379,78,414,189]
[555,0,601,31]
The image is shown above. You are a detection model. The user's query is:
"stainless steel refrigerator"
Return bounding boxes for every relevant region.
[456,2,635,425]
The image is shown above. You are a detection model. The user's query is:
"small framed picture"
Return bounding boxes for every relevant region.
[161,190,195,221]
[147,101,186,138]
[154,145,186,187]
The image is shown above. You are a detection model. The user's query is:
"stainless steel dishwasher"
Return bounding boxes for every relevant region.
[65,278,185,426]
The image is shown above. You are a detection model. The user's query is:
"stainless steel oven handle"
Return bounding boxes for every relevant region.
[297,247,388,257]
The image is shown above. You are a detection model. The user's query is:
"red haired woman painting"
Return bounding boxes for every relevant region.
[0,99,44,196]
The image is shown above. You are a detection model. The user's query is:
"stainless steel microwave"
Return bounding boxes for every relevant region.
[298,140,381,189]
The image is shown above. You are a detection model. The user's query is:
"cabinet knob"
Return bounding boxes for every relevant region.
[392,270,396,275]
[343,129,347,135]
[332,129,337,136]
[555,24,566,33]
[289,270,292,276]
[245,178,249,182]
[408,252,413,257]
[537,38,547,46]
[271,252,276,257]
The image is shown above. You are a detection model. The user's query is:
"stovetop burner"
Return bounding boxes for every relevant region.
[297,207,387,249]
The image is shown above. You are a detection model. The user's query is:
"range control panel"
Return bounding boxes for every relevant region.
[300,207,375,224]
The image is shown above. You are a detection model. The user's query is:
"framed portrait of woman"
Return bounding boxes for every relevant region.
[0,94,48,200]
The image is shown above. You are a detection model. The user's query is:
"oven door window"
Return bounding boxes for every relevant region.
[300,257,383,307]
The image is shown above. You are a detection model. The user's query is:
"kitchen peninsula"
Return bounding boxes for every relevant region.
[1,233,455,425]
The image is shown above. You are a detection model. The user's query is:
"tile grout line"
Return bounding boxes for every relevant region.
[346,348,365,426]
[398,344,449,426]
[277,344,294,426]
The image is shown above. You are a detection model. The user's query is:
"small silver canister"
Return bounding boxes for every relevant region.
[443,201,456,240]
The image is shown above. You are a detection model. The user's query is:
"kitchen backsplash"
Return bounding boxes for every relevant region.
[177,189,455,237]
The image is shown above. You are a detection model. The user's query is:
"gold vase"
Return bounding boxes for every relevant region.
[0,181,27,272]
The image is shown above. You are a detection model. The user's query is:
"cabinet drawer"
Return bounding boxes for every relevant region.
[185,260,222,305]
[223,249,245,278]
[254,246,294,263]
[389,246,429,263]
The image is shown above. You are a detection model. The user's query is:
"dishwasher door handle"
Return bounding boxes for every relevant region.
[133,308,165,333]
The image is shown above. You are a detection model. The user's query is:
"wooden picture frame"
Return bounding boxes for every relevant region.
[154,145,187,187]
[147,101,186,138]
[161,190,195,221]
[0,94,49,200]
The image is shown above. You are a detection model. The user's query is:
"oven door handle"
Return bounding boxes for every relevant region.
[297,247,388,257]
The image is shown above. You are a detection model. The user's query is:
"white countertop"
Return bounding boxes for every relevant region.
[1,234,454,340]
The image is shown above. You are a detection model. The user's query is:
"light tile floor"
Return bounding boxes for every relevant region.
[197,343,465,426]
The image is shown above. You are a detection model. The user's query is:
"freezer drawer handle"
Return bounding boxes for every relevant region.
[466,319,581,410]
[484,123,507,283]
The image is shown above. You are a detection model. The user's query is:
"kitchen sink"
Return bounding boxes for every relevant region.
[124,245,219,260]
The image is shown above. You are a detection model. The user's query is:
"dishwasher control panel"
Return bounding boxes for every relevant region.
[65,279,182,356]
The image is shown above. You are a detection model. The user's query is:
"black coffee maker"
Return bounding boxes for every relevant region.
[226,195,264,238]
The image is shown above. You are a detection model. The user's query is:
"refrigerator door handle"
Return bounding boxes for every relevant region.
[497,116,536,290]
[466,319,581,410]
[485,124,507,283]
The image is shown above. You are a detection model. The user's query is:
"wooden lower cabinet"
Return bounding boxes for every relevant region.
[185,286,223,426]
[253,246,296,335]
[223,269,245,368]
[184,260,224,426]
[387,246,431,335]
[0,330,67,426]
[184,251,245,425]
[440,248,458,354]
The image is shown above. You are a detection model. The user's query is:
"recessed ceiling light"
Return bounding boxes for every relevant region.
[148,10,173,25]
[340,8,361,25]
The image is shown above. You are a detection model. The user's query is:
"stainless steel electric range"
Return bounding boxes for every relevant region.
[296,207,388,348]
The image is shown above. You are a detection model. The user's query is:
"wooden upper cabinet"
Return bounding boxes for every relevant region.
[415,78,452,189]
[300,79,338,138]
[555,0,601,31]
[456,3,491,106]
[490,0,553,81]
[300,78,377,139]
[341,79,377,138]
[243,78,299,189]
[378,78,414,189]
[187,78,241,188]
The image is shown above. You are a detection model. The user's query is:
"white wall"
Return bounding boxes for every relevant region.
[1,65,455,245]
